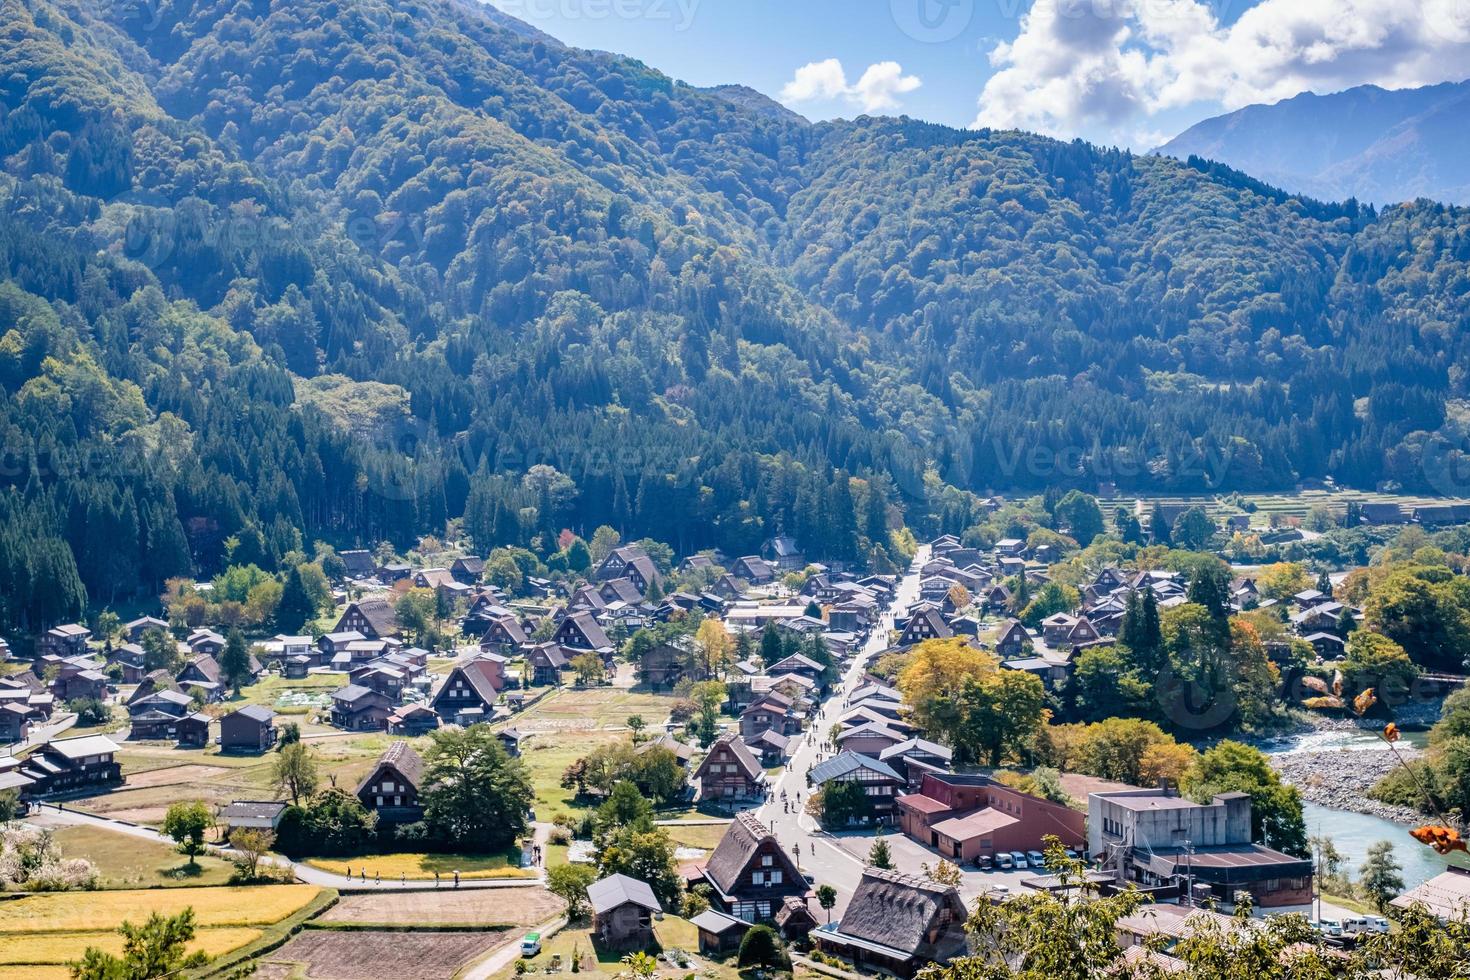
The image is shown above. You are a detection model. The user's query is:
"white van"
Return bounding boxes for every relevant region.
[521,933,542,957]
[995,852,1014,870]
[1009,851,1029,870]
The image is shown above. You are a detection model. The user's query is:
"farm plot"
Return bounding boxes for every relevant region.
[318,886,563,927]
[49,823,235,887]
[0,884,321,932]
[0,885,319,972]
[261,929,510,979]
[75,736,389,826]
[514,687,681,733]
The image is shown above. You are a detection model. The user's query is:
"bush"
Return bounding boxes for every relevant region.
[547,827,571,846]
[67,698,112,726]
[738,925,786,969]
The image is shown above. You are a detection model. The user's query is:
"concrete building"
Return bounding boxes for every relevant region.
[1089,787,1313,908]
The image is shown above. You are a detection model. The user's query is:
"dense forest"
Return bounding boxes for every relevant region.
[1,0,1469,630]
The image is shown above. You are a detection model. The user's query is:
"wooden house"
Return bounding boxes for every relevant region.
[588,873,662,949]
[693,734,766,803]
[356,741,425,823]
[329,685,394,731]
[431,655,505,725]
[700,811,807,922]
[814,869,969,977]
[219,705,277,753]
[332,599,400,639]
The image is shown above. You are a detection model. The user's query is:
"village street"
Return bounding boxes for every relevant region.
[752,547,929,917]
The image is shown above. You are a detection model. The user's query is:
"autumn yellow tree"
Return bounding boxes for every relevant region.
[694,616,734,679]
[898,638,998,730]
[1257,562,1312,600]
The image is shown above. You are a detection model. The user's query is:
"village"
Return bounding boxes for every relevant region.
[0,508,1467,980]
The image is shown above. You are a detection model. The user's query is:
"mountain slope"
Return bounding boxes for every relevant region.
[1,0,1469,634]
[1157,80,1470,206]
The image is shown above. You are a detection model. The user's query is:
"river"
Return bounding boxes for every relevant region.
[1263,729,1469,889]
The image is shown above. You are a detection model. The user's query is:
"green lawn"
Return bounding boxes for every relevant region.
[50,824,235,888]
[662,822,730,850]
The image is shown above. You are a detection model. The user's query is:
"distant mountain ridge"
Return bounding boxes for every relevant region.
[1157,80,1470,206]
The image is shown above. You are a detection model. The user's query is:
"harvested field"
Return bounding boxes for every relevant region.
[117,763,232,788]
[263,929,509,979]
[319,886,563,927]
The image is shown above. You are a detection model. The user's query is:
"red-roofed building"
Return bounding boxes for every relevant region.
[897,772,1084,864]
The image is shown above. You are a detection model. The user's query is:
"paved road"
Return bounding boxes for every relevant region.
[27,803,545,891]
[753,547,929,916]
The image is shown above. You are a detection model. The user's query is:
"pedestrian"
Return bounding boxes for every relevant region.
[375,871,380,884]
[345,865,351,879]
[454,869,460,888]
[401,872,406,885]
[435,871,441,888]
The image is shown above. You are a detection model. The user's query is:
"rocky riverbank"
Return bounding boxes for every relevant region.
[1269,747,1427,825]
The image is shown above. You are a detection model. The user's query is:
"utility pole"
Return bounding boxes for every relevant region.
[1183,839,1194,907]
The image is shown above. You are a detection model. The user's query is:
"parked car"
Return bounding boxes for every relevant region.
[1063,848,1080,861]
[995,852,1014,870]
[1009,851,1029,870]
[977,854,994,871]
[1026,850,1046,868]
[521,933,542,957]
[1314,920,1343,938]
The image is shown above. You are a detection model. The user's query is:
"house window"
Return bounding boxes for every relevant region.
[770,870,782,884]
[752,871,764,884]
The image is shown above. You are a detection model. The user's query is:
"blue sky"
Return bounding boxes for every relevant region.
[485,0,1470,150]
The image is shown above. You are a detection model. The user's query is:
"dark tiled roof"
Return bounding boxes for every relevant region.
[226,704,276,724]
[809,751,901,786]
[588,873,661,914]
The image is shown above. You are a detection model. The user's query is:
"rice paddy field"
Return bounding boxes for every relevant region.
[1108,489,1470,529]
[0,885,322,971]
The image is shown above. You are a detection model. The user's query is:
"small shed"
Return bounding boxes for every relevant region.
[219,705,277,753]
[220,800,288,832]
[690,909,750,956]
[176,712,212,748]
[588,873,662,949]
[774,895,818,942]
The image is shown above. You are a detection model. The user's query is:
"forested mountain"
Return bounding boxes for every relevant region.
[2,0,1470,633]
[1158,80,1470,206]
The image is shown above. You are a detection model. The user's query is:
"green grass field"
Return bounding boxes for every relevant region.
[50,824,235,888]
[661,822,730,850]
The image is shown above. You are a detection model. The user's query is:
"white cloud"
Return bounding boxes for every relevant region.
[851,62,924,112]
[975,0,1470,145]
[781,58,922,114]
[781,58,851,103]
